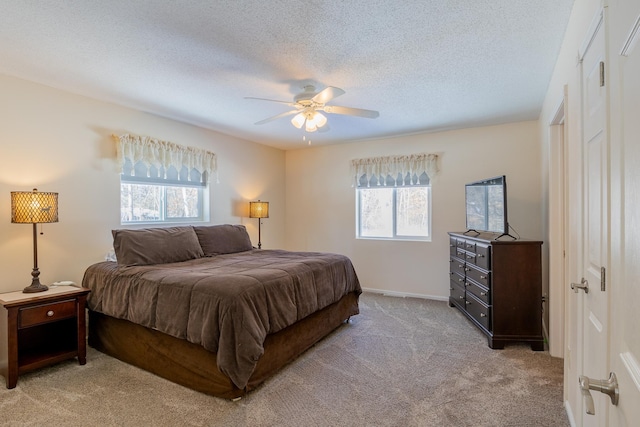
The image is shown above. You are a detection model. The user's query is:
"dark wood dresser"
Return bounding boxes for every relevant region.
[448,231,543,351]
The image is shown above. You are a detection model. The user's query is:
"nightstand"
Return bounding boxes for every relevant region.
[0,286,90,388]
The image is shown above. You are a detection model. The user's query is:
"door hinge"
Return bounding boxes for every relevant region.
[599,61,605,87]
[601,266,606,291]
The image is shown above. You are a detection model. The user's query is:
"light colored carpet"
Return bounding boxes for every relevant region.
[0,293,568,426]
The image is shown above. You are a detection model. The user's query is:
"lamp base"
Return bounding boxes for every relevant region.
[23,282,49,293]
[23,268,48,293]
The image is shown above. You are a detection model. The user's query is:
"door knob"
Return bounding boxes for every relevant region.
[571,278,589,293]
[578,372,619,415]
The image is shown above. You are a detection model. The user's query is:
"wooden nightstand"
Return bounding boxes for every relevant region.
[0,286,90,388]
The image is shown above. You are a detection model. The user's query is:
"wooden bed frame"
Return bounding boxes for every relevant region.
[88,291,359,399]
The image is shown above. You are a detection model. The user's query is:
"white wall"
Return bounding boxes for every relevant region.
[285,121,542,299]
[0,74,285,293]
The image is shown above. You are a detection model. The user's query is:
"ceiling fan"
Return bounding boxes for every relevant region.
[246,85,379,133]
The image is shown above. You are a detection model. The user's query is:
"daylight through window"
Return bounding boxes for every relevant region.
[356,173,431,240]
[116,134,215,224]
[352,153,438,241]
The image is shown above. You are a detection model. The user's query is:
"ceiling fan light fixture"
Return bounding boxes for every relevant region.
[312,112,327,128]
[291,113,305,129]
[305,121,318,132]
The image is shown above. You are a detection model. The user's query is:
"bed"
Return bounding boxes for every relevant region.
[82,224,361,399]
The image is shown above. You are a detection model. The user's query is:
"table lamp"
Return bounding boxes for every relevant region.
[249,200,269,249]
[11,188,59,293]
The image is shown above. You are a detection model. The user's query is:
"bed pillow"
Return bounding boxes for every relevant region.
[112,226,204,266]
[193,224,253,256]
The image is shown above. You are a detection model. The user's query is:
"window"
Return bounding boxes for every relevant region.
[115,134,216,225]
[351,153,438,241]
[120,161,208,224]
[356,173,431,240]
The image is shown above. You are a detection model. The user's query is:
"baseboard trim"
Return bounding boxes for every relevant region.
[564,400,577,427]
[361,287,448,302]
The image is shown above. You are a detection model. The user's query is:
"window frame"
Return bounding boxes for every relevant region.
[355,184,432,242]
[120,175,209,225]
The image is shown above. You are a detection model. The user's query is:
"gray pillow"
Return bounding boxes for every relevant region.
[112,226,204,266]
[193,224,253,256]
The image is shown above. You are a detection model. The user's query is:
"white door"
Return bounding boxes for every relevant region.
[608,0,640,424]
[577,10,609,426]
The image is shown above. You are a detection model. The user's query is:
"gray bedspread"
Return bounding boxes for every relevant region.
[82,249,361,389]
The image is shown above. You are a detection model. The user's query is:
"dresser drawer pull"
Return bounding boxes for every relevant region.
[459,295,464,300]
[458,264,463,268]
[458,278,463,282]
[466,255,474,259]
[480,291,487,296]
[464,267,470,271]
[480,275,487,279]
[46,310,54,317]
[478,254,485,258]
[480,313,487,318]
[450,287,454,291]
[465,300,471,305]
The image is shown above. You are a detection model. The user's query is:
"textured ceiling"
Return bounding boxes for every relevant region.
[0,1,574,150]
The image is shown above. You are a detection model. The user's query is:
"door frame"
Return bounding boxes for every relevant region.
[548,92,568,359]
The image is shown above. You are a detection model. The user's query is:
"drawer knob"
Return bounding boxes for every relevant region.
[478,254,485,258]
[465,300,471,305]
[46,310,54,317]
[480,291,487,296]
[480,313,487,318]
[459,295,464,299]
[458,278,463,282]
[449,287,454,291]
[480,275,486,279]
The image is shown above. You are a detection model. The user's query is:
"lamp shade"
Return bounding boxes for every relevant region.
[249,201,269,219]
[11,189,59,224]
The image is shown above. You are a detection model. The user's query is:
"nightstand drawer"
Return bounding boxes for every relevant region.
[19,299,76,328]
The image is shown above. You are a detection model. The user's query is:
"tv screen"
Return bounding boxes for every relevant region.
[465,175,508,234]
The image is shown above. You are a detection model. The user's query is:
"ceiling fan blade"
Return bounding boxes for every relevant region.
[323,105,379,118]
[254,109,300,125]
[312,86,345,104]
[245,97,295,106]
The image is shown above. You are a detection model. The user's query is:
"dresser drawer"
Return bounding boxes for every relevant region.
[450,280,465,305]
[465,292,490,331]
[19,299,76,328]
[450,271,466,287]
[466,264,491,288]
[475,244,491,270]
[449,237,457,256]
[462,250,476,264]
[463,240,476,252]
[450,256,466,276]
[466,280,490,305]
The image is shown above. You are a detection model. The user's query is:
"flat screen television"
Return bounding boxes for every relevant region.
[465,175,509,236]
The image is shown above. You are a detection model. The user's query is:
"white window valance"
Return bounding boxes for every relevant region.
[351,153,440,186]
[116,134,217,183]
